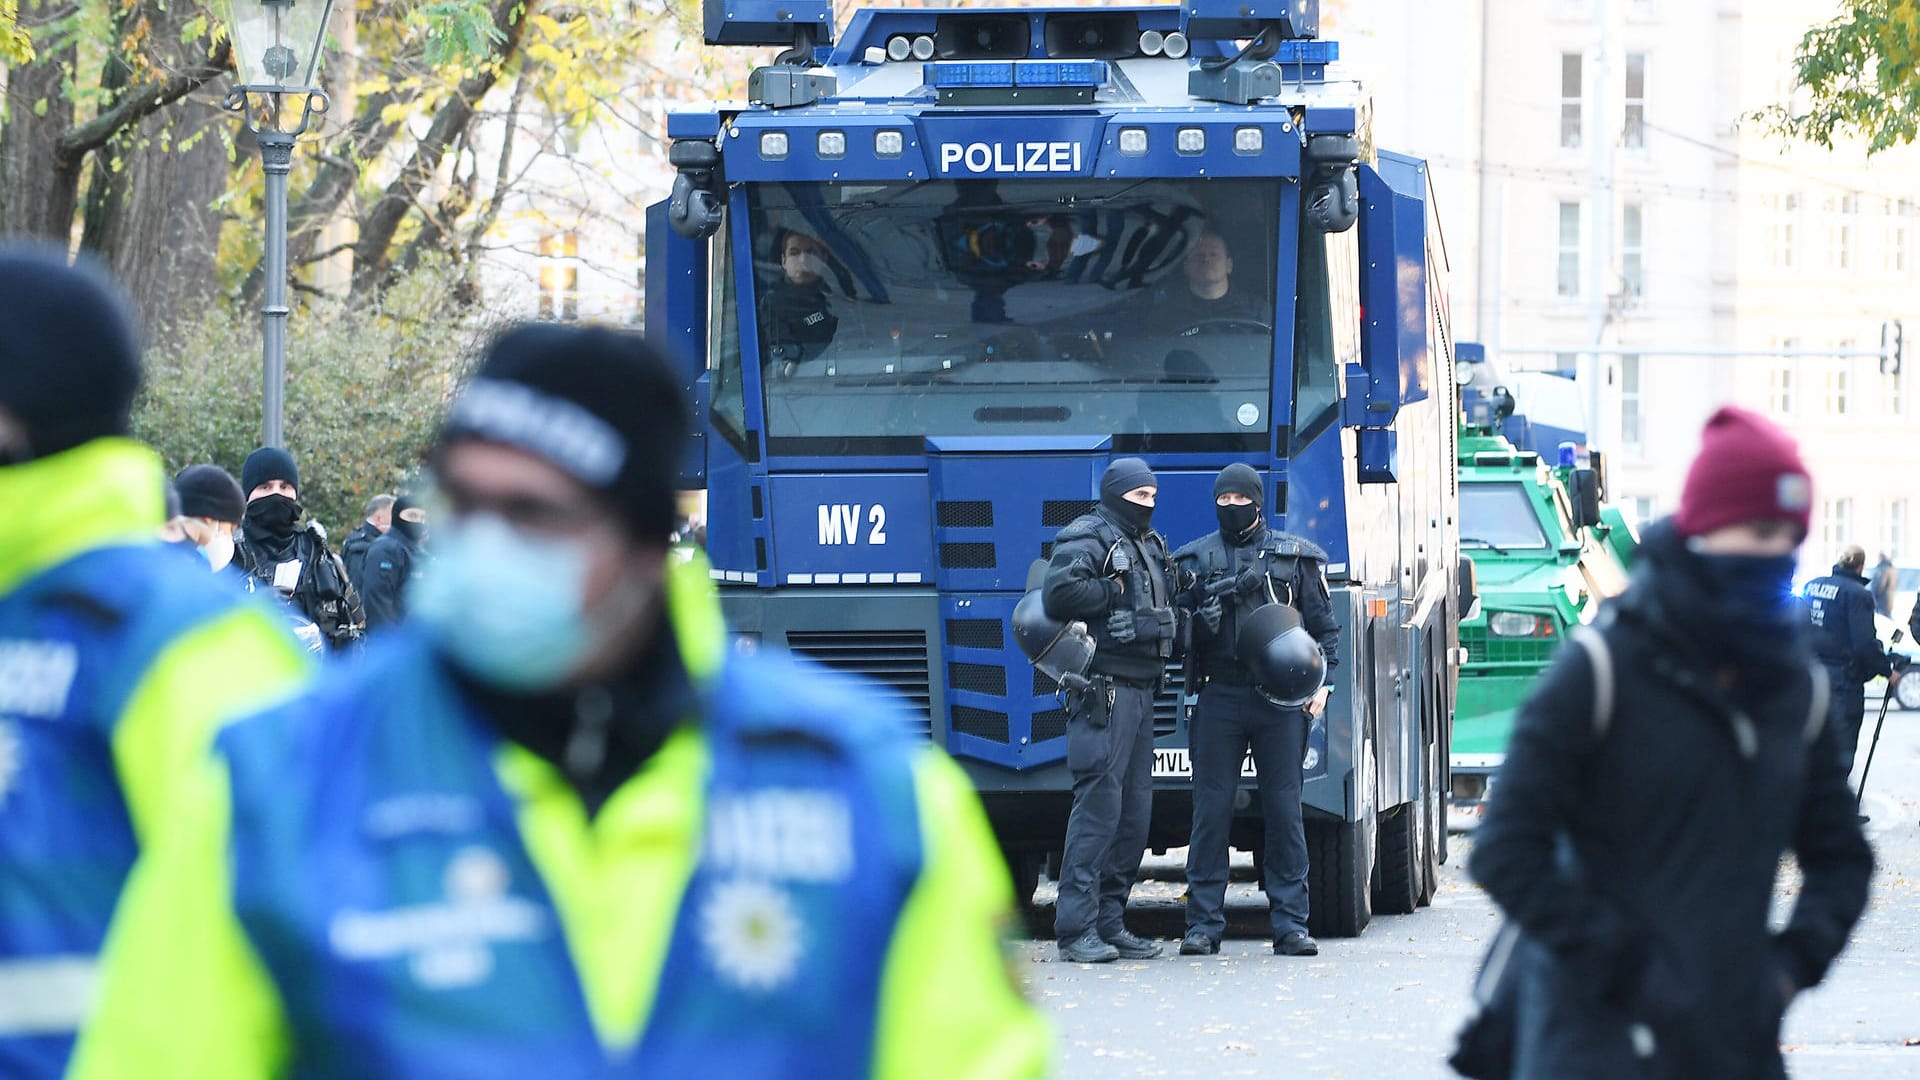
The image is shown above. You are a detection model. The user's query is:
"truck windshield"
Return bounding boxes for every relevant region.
[1460,482,1551,550]
[743,178,1280,454]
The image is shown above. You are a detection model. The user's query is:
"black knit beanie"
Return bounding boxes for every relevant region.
[0,244,143,461]
[442,324,688,542]
[175,464,247,523]
[1213,462,1262,505]
[1100,457,1157,502]
[241,447,301,496]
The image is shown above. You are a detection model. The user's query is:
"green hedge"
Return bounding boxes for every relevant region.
[132,268,499,542]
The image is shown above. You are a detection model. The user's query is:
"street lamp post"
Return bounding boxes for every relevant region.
[220,0,335,447]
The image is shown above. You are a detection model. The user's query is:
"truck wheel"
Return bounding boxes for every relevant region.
[1374,801,1422,915]
[1417,733,1440,907]
[1006,850,1048,938]
[1896,669,1920,711]
[1307,739,1376,937]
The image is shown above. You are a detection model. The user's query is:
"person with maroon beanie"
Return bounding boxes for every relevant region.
[1469,406,1872,1079]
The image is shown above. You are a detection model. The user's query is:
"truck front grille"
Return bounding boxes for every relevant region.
[785,629,932,737]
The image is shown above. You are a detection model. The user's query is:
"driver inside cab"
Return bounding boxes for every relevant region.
[1150,231,1264,327]
[761,228,840,375]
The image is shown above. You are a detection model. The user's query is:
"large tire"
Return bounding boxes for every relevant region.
[1005,850,1048,938]
[1307,739,1376,937]
[1417,731,1441,907]
[1374,801,1422,915]
[1895,668,1920,711]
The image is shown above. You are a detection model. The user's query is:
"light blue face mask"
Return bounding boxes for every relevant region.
[409,514,594,691]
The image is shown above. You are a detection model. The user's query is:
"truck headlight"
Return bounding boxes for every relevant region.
[1488,612,1544,638]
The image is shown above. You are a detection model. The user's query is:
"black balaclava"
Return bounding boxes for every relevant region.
[240,446,303,547]
[392,492,427,545]
[1099,457,1157,536]
[1213,462,1264,544]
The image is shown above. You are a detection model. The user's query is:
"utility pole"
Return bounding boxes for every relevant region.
[1584,0,1615,455]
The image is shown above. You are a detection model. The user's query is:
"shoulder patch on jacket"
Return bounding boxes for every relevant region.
[1053,514,1110,546]
[1269,532,1329,563]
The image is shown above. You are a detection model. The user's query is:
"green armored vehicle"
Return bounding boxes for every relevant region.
[1448,394,1636,820]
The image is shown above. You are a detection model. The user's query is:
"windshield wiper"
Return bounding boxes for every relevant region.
[1460,536,1510,555]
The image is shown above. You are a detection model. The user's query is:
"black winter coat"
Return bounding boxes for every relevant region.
[360,530,426,631]
[1470,522,1873,1080]
[340,521,382,589]
[234,524,365,650]
[1804,565,1892,684]
[1041,505,1178,685]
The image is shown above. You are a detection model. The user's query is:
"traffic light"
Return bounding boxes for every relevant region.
[1883,319,1904,376]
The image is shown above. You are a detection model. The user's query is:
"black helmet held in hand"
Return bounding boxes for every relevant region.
[1013,559,1096,689]
[1237,602,1326,707]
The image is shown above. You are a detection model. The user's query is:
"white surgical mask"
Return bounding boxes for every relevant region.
[409,514,595,690]
[200,527,236,572]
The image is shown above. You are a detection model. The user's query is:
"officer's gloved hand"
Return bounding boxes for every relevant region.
[1105,610,1138,644]
[1198,595,1224,633]
[1135,606,1177,642]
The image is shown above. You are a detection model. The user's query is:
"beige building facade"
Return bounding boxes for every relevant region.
[1335,0,1918,576]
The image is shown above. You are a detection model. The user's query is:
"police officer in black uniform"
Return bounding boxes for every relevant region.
[1804,544,1893,786]
[760,229,839,376]
[1174,463,1339,957]
[1042,457,1179,963]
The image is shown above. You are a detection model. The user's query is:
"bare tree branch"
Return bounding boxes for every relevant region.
[54,39,232,162]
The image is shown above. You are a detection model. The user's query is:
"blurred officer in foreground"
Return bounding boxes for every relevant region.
[164,465,246,573]
[359,492,429,631]
[72,324,1048,1079]
[232,446,365,650]
[340,492,394,587]
[1471,407,1871,1079]
[1803,544,1893,785]
[1041,458,1178,964]
[1174,463,1338,958]
[0,246,310,1077]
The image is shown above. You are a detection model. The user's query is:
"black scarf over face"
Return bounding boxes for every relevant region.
[242,494,302,556]
[1099,491,1154,536]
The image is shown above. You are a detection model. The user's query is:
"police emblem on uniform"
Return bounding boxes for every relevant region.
[699,878,805,993]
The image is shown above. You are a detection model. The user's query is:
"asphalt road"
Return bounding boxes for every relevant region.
[1014,691,1920,1078]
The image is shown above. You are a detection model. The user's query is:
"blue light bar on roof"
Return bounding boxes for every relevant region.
[1274,40,1338,65]
[924,59,1110,89]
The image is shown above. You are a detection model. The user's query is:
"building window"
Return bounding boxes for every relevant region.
[1889,198,1909,274]
[1554,351,1579,374]
[1627,496,1655,527]
[1821,497,1854,558]
[1766,190,1797,265]
[1769,342,1796,414]
[1832,193,1857,271]
[1557,201,1582,297]
[538,231,581,320]
[1886,368,1908,417]
[1623,53,1647,151]
[1619,353,1643,448]
[1887,498,1910,560]
[1824,357,1850,415]
[1620,202,1644,301]
[1560,52,1583,149]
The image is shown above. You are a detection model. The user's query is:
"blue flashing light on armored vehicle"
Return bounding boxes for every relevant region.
[646,0,1465,936]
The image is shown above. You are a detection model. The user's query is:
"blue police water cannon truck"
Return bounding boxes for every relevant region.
[648,0,1465,936]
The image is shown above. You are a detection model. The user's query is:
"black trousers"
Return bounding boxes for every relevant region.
[1824,664,1868,775]
[1054,681,1155,943]
[1185,682,1309,941]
